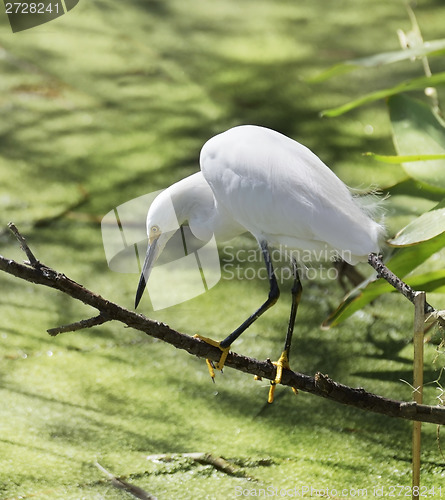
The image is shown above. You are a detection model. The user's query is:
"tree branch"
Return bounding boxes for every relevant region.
[1,224,444,425]
[8,221,40,267]
[368,253,435,314]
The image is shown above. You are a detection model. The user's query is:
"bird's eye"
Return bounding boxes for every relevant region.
[150,225,160,236]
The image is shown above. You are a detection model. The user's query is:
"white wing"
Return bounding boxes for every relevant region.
[200,125,383,263]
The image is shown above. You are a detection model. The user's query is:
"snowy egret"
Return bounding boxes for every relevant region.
[135,125,384,402]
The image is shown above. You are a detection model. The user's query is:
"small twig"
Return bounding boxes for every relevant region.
[7,222,40,267]
[47,313,111,336]
[412,292,425,495]
[368,253,435,314]
[95,462,157,500]
[194,453,253,478]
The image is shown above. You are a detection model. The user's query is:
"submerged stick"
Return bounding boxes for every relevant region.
[95,462,156,500]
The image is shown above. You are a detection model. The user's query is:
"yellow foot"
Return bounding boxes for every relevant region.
[193,334,230,380]
[268,351,298,404]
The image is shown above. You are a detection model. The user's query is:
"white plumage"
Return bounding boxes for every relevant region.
[199,125,383,264]
[135,125,384,401]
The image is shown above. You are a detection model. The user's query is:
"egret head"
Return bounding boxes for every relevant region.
[134,189,183,309]
[134,172,227,309]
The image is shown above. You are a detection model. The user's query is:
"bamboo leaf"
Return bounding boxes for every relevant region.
[321,72,445,117]
[312,39,445,83]
[388,94,445,189]
[323,232,445,328]
[323,269,445,328]
[365,152,445,164]
[388,198,445,246]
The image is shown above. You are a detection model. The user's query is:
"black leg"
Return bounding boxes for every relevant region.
[282,260,302,356]
[267,260,302,403]
[220,241,280,348]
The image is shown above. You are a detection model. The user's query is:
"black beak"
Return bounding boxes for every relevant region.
[134,238,158,309]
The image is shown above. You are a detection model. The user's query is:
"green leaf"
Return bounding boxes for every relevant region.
[365,152,445,164]
[384,177,445,199]
[388,94,445,189]
[321,72,445,117]
[386,232,445,277]
[311,39,445,83]
[321,277,387,329]
[323,232,445,328]
[323,269,445,328]
[389,197,445,246]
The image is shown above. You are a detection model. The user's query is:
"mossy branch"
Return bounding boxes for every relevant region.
[1,223,444,425]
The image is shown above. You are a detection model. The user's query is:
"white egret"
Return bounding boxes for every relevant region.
[135,125,384,402]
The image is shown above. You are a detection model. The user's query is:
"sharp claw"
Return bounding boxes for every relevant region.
[194,334,231,380]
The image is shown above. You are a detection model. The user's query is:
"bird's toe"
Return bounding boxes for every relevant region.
[268,350,298,403]
[194,334,231,379]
